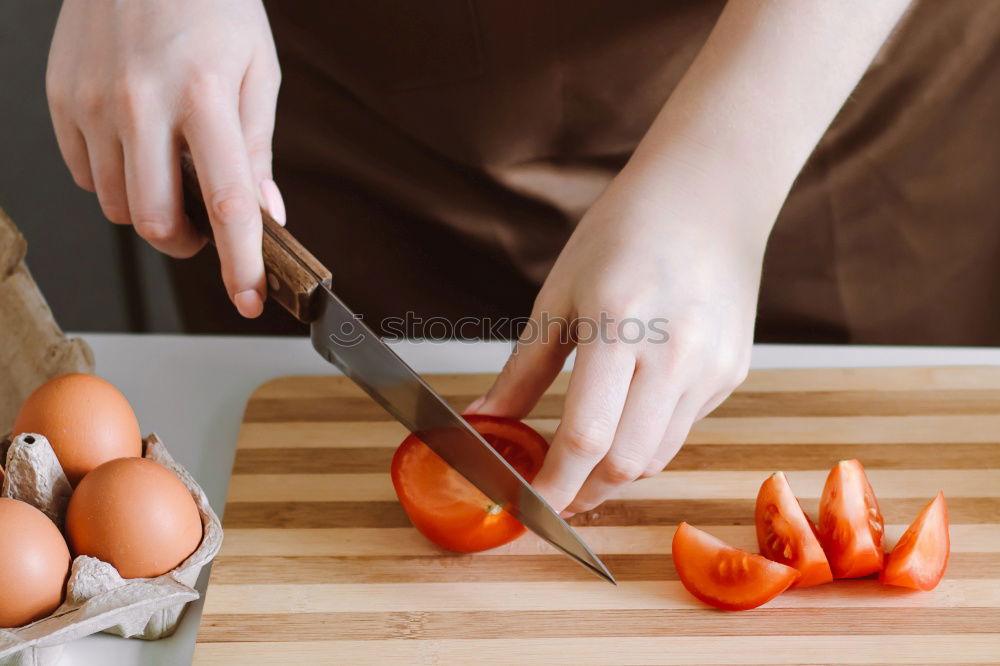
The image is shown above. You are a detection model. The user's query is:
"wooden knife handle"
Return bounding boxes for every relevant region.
[179,154,332,323]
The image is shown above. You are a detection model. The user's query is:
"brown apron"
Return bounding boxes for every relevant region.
[171,0,1000,344]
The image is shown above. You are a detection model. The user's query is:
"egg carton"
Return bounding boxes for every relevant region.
[0,433,223,666]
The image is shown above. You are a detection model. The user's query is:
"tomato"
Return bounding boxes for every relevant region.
[755,471,833,587]
[818,459,885,578]
[880,492,949,591]
[672,522,799,611]
[391,415,548,552]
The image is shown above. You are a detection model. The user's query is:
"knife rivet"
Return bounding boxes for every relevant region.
[267,272,280,293]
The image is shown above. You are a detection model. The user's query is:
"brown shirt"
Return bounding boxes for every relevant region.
[172,0,1000,344]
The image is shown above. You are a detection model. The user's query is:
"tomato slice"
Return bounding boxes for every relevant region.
[818,459,885,578]
[391,415,548,552]
[672,522,799,611]
[880,492,949,591]
[755,472,833,587]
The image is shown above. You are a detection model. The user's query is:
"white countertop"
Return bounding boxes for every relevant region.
[59,335,1000,665]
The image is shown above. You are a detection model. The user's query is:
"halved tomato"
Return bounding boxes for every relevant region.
[818,459,885,578]
[880,492,949,591]
[755,472,833,587]
[391,415,548,552]
[672,522,799,611]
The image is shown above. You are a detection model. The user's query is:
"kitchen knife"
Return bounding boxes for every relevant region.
[179,157,615,584]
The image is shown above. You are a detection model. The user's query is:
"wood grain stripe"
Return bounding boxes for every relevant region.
[217,525,1000,557]
[242,389,1000,422]
[202,580,1000,615]
[193,635,1000,665]
[221,497,1000,529]
[225,469,1000,502]
[232,443,1000,474]
[236,415,1000,449]
[687,415,1000,445]
[247,367,1000,399]
[209,552,1000,584]
[198,607,1000,642]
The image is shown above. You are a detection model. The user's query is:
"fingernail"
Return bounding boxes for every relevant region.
[260,179,286,226]
[234,289,264,318]
[465,395,487,413]
[559,510,576,519]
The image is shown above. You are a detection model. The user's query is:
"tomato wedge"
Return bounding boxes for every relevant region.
[755,472,833,587]
[818,459,885,578]
[391,415,548,552]
[880,492,949,591]
[672,522,799,611]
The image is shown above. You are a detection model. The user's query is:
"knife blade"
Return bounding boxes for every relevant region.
[179,157,615,583]
[308,279,615,583]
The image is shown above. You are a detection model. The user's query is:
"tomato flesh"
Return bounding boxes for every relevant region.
[672,522,798,611]
[755,472,833,587]
[391,415,548,552]
[880,492,949,591]
[818,459,885,578]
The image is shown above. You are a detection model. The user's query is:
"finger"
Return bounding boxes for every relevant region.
[642,392,705,477]
[239,56,285,225]
[531,342,635,513]
[567,367,679,513]
[467,309,573,418]
[51,118,94,191]
[696,390,730,421]
[122,125,205,258]
[85,133,131,225]
[183,100,265,318]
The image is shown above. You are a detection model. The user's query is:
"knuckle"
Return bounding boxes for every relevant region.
[71,170,95,192]
[182,70,227,108]
[245,135,273,165]
[113,77,155,123]
[559,422,612,460]
[132,211,175,242]
[210,185,257,227]
[100,202,130,225]
[566,499,597,514]
[263,66,282,93]
[602,454,647,485]
[47,83,69,114]
[74,84,104,119]
[668,332,702,362]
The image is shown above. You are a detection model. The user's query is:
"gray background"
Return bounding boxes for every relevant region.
[1,1,182,332]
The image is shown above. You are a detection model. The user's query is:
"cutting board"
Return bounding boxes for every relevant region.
[194,367,1000,665]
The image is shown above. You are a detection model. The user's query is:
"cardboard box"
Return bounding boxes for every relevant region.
[0,210,221,665]
[0,208,93,435]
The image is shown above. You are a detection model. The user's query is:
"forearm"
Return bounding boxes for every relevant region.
[620,0,911,239]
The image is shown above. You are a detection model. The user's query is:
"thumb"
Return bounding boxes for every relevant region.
[466,311,573,418]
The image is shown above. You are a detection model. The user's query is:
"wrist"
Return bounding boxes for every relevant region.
[612,134,783,253]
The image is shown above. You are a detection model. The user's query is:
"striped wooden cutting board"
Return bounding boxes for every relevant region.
[194,367,1000,665]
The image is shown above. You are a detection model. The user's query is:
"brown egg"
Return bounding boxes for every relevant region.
[0,498,71,627]
[65,457,202,578]
[13,373,142,486]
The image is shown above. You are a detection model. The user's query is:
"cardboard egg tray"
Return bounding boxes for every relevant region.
[0,210,222,664]
[0,434,222,666]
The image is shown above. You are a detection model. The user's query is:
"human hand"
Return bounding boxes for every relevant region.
[46,0,282,317]
[466,0,911,516]
[467,163,770,515]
